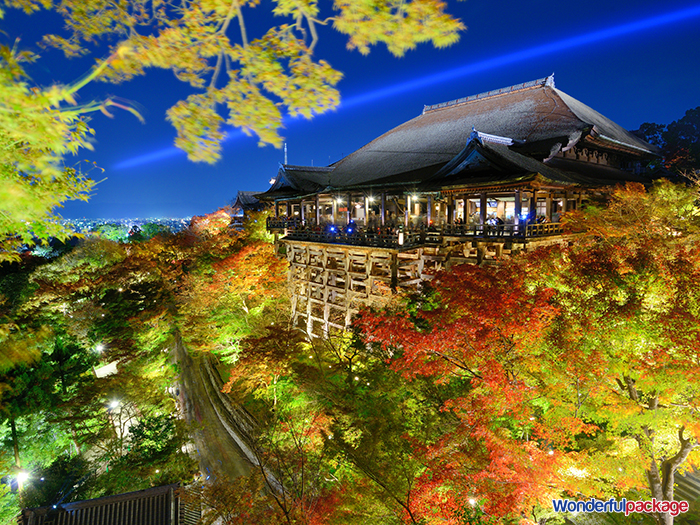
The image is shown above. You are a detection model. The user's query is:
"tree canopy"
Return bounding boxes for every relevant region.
[354,180,700,524]
[635,108,700,173]
[2,182,700,523]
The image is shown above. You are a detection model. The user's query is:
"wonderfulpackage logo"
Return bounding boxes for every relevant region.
[552,498,689,517]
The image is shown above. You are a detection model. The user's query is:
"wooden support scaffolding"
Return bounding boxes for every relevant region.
[281,234,568,338]
[283,241,395,337]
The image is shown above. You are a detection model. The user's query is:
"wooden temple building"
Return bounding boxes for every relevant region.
[20,484,200,525]
[258,75,659,336]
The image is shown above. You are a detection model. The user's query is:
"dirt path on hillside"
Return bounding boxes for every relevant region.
[173,335,258,481]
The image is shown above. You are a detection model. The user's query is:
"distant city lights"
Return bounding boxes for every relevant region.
[62,217,191,234]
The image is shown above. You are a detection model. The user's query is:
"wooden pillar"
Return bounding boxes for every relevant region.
[447,195,454,225]
[286,201,291,217]
[514,190,522,225]
[315,195,320,224]
[427,195,432,225]
[275,201,279,218]
[364,196,369,226]
[300,200,305,222]
[381,193,386,226]
[306,290,313,335]
[404,194,410,228]
[479,192,487,225]
[561,192,568,213]
[347,194,352,223]
[332,197,337,224]
[545,193,552,222]
[529,192,537,222]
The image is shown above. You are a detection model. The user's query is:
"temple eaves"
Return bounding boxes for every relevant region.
[469,127,524,147]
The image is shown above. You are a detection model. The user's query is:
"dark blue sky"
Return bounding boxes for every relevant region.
[6,0,700,219]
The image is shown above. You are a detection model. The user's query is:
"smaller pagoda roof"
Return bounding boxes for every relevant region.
[231,191,267,213]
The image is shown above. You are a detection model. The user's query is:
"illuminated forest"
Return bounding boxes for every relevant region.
[0,180,699,524]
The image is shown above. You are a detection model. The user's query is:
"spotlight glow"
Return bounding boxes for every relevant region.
[340,4,700,110]
[113,129,245,170]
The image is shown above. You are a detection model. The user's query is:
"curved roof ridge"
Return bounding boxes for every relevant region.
[423,75,554,114]
[283,164,335,172]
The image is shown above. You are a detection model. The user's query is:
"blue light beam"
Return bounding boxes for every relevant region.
[113,3,700,170]
[340,3,700,109]
[113,145,181,169]
[113,129,246,170]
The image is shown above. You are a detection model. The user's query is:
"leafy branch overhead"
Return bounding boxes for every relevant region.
[7,0,465,163]
[0,39,147,261]
[0,42,95,261]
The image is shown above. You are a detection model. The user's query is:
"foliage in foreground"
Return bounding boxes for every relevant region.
[2,182,700,524]
[0,34,96,262]
[4,0,463,161]
[0,0,463,264]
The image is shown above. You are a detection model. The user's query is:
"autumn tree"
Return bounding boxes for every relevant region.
[356,264,564,522]
[313,335,469,524]
[177,213,288,359]
[223,322,476,523]
[180,471,286,525]
[533,180,700,524]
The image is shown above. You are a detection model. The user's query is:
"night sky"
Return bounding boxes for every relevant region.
[5,0,700,219]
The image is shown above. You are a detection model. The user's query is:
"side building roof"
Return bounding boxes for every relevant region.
[231,191,267,212]
[262,164,334,200]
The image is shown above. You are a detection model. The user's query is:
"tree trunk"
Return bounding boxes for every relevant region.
[646,461,672,525]
[646,427,698,525]
[10,415,20,470]
[10,415,24,491]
